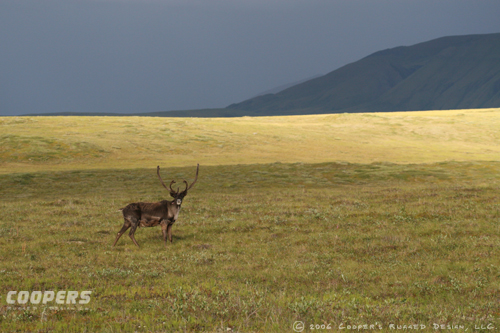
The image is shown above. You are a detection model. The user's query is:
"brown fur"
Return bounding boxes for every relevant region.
[112,165,199,248]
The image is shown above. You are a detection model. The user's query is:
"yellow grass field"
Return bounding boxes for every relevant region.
[1,109,500,332]
[1,108,499,174]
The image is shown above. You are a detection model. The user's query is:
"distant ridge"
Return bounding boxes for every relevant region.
[251,74,323,98]
[23,108,244,118]
[22,33,500,117]
[228,33,500,116]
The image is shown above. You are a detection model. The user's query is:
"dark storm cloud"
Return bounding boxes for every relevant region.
[1,0,500,115]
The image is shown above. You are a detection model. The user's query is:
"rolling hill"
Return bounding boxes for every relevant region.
[2,108,500,173]
[227,33,500,116]
[23,33,500,117]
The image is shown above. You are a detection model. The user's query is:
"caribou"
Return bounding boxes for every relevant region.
[113,164,199,247]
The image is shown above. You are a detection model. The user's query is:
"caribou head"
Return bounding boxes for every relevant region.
[157,164,199,206]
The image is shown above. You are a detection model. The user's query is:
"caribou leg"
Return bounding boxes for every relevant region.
[161,222,169,247]
[113,219,131,246]
[167,223,174,243]
[128,219,140,247]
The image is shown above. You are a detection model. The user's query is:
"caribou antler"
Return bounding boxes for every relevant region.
[157,166,178,196]
[169,180,179,195]
[157,166,168,189]
[185,164,199,191]
[158,164,199,197]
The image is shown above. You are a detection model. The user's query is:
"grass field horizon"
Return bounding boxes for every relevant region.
[1,108,499,174]
[1,109,499,332]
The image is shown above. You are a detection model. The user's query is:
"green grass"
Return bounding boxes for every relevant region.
[1,162,499,332]
[1,111,500,331]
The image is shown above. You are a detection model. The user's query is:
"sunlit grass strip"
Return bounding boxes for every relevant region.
[1,108,499,174]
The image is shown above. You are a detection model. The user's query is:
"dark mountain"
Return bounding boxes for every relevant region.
[24,33,500,118]
[251,74,323,98]
[23,109,237,117]
[227,33,500,115]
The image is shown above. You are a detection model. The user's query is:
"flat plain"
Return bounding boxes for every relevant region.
[0,108,499,332]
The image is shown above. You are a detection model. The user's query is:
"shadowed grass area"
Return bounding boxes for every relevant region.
[0,162,499,331]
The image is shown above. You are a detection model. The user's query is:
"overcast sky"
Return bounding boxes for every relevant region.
[1,0,500,115]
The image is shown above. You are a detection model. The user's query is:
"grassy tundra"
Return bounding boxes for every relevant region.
[0,109,499,332]
[1,108,500,174]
